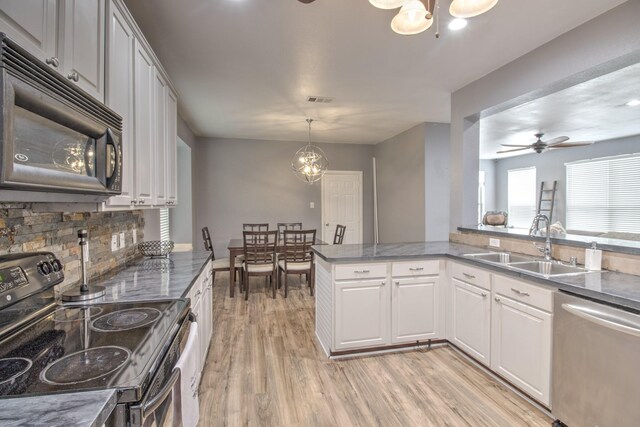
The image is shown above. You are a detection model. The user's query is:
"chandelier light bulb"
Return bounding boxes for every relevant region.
[449,0,499,18]
[391,0,433,35]
[368,0,405,10]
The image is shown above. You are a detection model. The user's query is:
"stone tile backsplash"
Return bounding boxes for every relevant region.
[0,203,144,290]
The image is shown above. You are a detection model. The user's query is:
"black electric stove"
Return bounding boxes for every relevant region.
[0,253,189,403]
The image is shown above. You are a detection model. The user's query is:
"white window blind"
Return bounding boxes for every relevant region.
[160,208,170,241]
[566,154,640,233]
[508,167,537,228]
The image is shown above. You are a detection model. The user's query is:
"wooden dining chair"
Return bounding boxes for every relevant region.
[277,222,302,244]
[202,227,243,285]
[278,229,316,297]
[333,224,346,244]
[242,230,278,301]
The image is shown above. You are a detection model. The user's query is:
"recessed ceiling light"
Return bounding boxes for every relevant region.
[626,99,640,107]
[448,18,468,31]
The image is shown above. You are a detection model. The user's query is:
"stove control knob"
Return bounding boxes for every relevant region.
[38,262,52,275]
[51,260,63,273]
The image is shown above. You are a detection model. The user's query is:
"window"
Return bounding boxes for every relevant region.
[478,170,486,223]
[159,208,170,241]
[566,154,640,233]
[508,167,537,228]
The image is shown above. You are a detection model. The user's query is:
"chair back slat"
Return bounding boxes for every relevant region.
[277,223,302,243]
[243,230,278,265]
[202,226,215,258]
[333,224,346,245]
[243,223,269,232]
[282,229,316,263]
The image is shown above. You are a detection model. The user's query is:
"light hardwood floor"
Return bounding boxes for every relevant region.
[198,273,551,426]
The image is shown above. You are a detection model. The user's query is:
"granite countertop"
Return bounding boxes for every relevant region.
[0,390,117,427]
[92,251,212,303]
[312,242,640,312]
[0,251,212,426]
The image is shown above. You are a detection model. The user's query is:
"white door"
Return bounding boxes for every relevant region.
[59,0,105,101]
[133,39,154,205]
[491,295,552,405]
[334,279,389,350]
[153,69,167,206]
[450,278,491,366]
[105,0,134,208]
[391,277,438,344]
[321,171,363,244]
[0,0,58,64]
[166,89,178,205]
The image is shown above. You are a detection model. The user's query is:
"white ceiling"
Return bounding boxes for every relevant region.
[479,62,640,159]
[124,0,627,144]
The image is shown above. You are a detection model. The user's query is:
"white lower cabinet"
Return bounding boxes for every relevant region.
[334,279,389,350]
[450,278,491,366]
[391,276,438,343]
[491,276,553,406]
[188,262,213,378]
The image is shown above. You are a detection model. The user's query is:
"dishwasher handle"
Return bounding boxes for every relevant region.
[562,303,640,338]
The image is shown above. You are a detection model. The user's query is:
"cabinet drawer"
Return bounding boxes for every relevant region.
[449,262,491,290]
[392,260,439,277]
[493,275,554,312]
[335,263,387,281]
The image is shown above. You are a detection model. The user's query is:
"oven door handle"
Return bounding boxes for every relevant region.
[139,368,180,419]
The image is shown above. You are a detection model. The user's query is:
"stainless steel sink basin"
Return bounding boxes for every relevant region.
[507,260,587,277]
[464,252,533,264]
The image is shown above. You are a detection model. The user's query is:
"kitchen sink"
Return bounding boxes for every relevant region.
[463,252,534,264]
[507,260,588,277]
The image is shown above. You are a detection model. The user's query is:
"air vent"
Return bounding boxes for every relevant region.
[307,96,333,103]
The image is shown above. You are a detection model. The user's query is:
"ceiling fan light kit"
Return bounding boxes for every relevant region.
[391,0,433,35]
[291,119,329,184]
[369,0,406,9]
[449,0,499,18]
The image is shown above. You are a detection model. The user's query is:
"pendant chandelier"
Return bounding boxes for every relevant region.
[369,0,498,36]
[291,119,329,184]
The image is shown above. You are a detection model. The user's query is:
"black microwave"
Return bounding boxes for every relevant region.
[0,34,122,196]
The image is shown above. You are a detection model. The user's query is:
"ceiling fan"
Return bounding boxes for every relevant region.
[497,133,594,154]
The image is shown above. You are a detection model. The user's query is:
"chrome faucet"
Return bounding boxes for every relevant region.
[530,214,552,261]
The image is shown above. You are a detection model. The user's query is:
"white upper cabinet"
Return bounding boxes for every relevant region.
[133,39,155,206]
[0,0,58,64]
[105,0,134,207]
[59,0,105,101]
[166,89,178,205]
[153,69,167,206]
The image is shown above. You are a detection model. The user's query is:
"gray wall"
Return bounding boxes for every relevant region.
[489,135,640,227]
[450,1,640,232]
[479,159,497,214]
[193,137,375,256]
[374,124,426,243]
[424,123,451,241]
[170,138,193,245]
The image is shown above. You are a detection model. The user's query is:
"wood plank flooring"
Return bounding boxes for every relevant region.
[198,273,551,426]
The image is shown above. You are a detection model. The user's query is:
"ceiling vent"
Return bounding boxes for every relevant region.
[307,96,333,103]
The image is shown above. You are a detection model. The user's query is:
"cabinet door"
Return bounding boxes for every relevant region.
[153,69,167,206]
[491,295,552,405]
[59,0,105,101]
[133,39,154,205]
[166,89,178,205]
[450,278,491,366]
[105,0,134,208]
[0,0,57,64]
[200,272,213,372]
[334,279,389,350]
[391,277,438,344]
[191,292,202,373]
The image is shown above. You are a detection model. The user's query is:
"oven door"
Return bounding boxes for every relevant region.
[0,69,122,195]
[128,319,198,427]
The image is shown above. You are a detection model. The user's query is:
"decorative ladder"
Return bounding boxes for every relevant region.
[536,180,557,225]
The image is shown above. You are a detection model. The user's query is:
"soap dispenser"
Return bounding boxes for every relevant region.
[585,241,602,271]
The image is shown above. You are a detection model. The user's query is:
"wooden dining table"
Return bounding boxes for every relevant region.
[226,237,326,297]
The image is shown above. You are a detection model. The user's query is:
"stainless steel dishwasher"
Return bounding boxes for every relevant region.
[552,292,640,427]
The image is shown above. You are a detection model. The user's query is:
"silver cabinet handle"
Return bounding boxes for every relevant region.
[395,281,400,285]
[495,297,501,302]
[462,272,476,279]
[511,288,530,296]
[195,290,202,297]
[67,71,79,82]
[381,281,386,286]
[353,270,370,274]
[138,199,146,204]
[131,199,138,205]
[480,292,487,297]
[45,56,59,67]
[409,267,424,271]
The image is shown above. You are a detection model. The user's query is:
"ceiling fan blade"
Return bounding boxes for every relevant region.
[548,142,595,148]
[544,136,570,146]
[500,144,531,147]
[496,147,531,154]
